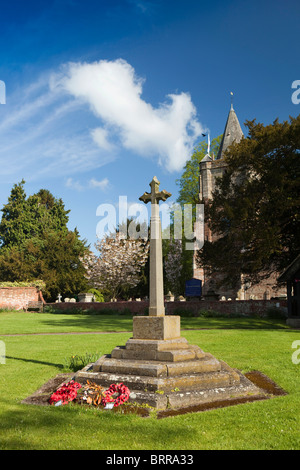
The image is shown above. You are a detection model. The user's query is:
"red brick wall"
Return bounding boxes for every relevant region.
[48,299,287,317]
[0,287,43,311]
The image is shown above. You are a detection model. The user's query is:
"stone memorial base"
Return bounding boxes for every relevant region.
[74,315,264,410]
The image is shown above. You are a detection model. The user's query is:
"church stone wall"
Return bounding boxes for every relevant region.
[48,299,287,317]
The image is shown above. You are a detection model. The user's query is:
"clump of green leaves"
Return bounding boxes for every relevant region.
[87,288,104,302]
[64,352,101,372]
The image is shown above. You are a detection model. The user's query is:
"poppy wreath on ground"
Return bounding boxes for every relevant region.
[102,382,130,407]
[49,380,82,405]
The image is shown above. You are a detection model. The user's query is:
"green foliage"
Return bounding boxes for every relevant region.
[64,351,101,372]
[0,181,69,249]
[0,231,89,301]
[87,288,104,302]
[0,181,88,301]
[0,280,45,289]
[197,116,300,287]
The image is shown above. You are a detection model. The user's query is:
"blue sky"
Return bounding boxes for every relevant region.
[0,0,299,248]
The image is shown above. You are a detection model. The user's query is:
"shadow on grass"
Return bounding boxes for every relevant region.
[38,313,289,333]
[181,317,289,330]
[0,401,191,450]
[0,405,83,450]
[40,314,133,332]
[6,355,64,369]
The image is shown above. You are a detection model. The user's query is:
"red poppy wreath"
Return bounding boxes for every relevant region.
[102,382,130,407]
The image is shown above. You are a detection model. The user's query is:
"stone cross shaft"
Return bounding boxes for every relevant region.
[139,176,171,317]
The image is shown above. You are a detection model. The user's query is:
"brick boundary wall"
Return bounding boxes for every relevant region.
[48,299,287,317]
[0,287,45,311]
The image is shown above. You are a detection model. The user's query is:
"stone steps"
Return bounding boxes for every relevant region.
[111,346,205,362]
[110,336,206,362]
[73,326,263,410]
[125,337,191,351]
[95,353,222,378]
[75,368,236,392]
[74,361,263,410]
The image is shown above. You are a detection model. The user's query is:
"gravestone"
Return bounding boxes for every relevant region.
[75,177,264,410]
[78,293,94,302]
[165,291,174,301]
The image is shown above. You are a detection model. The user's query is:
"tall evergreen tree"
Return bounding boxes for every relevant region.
[0,180,70,248]
[0,180,88,301]
[0,179,29,248]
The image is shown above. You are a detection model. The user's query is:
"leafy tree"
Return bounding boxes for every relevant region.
[0,180,69,248]
[0,179,28,248]
[0,231,88,301]
[196,115,300,287]
[0,245,33,281]
[35,231,88,300]
[0,181,88,301]
[87,288,105,302]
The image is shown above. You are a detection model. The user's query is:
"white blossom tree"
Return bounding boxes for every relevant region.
[83,232,149,300]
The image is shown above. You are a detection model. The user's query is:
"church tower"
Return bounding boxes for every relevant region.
[198,103,244,206]
[193,104,243,297]
[216,103,244,160]
[193,103,286,300]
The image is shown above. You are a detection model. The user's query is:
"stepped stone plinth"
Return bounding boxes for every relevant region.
[74,315,263,409]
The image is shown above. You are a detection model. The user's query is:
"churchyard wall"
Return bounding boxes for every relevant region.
[0,286,44,310]
[48,298,287,317]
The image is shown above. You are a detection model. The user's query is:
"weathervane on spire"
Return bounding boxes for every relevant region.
[202,132,210,156]
[230,91,234,109]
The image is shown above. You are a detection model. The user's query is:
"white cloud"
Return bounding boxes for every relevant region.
[65,177,84,191]
[65,177,110,192]
[89,177,110,190]
[0,58,203,186]
[54,59,204,172]
[0,73,115,183]
[90,127,115,151]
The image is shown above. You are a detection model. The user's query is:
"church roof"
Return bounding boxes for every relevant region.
[277,254,300,282]
[216,105,244,160]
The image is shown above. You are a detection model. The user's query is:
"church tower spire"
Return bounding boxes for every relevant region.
[216,96,243,160]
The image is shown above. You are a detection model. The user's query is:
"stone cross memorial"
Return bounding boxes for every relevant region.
[133,176,180,341]
[74,176,264,411]
[139,176,171,317]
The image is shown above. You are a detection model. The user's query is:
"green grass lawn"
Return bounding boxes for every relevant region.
[0,311,300,450]
[0,310,288,335]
